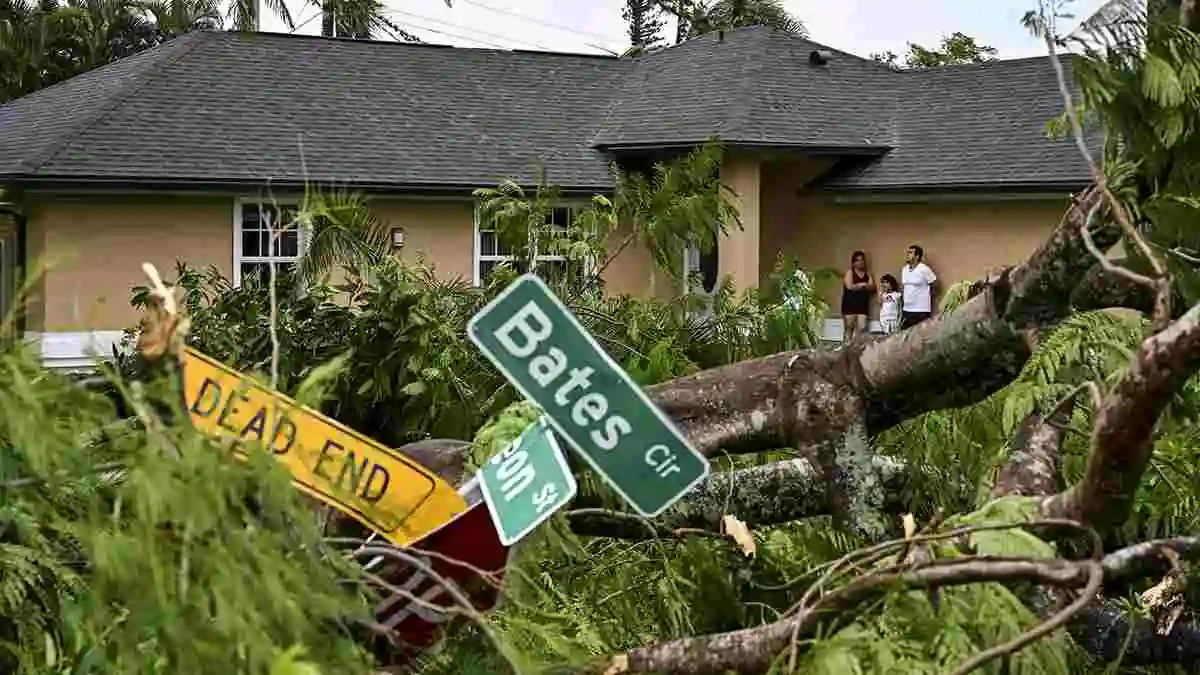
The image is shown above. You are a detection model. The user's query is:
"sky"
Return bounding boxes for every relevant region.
[260,0,1111,60]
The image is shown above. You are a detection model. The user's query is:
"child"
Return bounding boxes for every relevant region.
[878,274,901,335]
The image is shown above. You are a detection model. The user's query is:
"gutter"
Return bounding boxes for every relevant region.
[3,176,619,197]
[817,180,1090,196]
[592,140,892,156]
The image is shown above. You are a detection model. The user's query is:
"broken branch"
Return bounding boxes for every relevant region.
[1043,301,1200,530]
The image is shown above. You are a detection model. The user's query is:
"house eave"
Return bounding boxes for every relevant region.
[816,179,1090,203]
[595,140,892,156]
[3,175,618,196]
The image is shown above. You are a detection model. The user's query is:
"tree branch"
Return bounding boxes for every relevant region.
[1043,301,1200,530]
[643,186,1114,457]
[591,557,1094,675]
[991,380,1200,669]
[993,402,1071,499]
[566,456,909,539]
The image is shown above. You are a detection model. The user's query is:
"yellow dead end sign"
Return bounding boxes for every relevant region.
[178,347,467,546]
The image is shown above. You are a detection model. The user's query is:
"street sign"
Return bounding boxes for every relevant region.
[477,418,577,546]
[467,273,710,517]
[178,347,467,546]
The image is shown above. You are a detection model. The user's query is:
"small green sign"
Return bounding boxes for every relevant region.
[468,274,710,517]
[478,418,577,546]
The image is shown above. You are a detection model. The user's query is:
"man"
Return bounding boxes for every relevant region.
[900,244,937,329]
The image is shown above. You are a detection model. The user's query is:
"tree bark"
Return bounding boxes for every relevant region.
[993,392,1200,669]
[1042,302,1200,531]
[566,456,909,539]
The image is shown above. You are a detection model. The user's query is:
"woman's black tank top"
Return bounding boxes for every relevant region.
[841,270,871,315]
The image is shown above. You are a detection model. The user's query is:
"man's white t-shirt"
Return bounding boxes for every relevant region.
[901,262,937,313]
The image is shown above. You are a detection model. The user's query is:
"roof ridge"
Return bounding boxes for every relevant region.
[898,52,1077,73]
[18,31,210,174]
[245,29,619,59]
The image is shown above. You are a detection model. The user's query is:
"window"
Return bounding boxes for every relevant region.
[474,205,582,286]
[233,201,309,287]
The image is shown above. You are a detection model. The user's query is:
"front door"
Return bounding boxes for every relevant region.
[683,239,719,318]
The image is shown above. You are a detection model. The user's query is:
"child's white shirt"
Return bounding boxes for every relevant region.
[880,291,901,322]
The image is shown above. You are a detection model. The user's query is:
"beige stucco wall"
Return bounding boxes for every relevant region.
[761,174,1070,314]
[22,193,661,332]
[371,199,476,282]
[25,195,233,331]
[719,155,762,290]
[22,165,1070,335]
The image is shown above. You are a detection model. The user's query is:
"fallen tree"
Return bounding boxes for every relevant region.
[72,2,1199,671]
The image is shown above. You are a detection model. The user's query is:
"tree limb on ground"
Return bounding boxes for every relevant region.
[566,456,909,539]
[994,389,1200,668]
[589,555,1096,675]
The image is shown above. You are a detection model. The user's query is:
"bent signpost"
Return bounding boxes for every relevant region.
[178,347,467,546]
[477,418,576,546]
[367,482,511,665]
[468,274,710,517]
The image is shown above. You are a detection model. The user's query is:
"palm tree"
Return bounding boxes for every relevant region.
[293,187,391,292]
[0,0,157,103]
[138,0,220,37]
[699,0,805,35]
[655,0,806,43]
[318,0,452,41]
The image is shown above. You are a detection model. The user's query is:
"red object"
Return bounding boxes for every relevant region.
[364,485,511,667]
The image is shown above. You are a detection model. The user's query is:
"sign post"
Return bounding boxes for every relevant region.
[468,274,709,517]
[477,418,576,546]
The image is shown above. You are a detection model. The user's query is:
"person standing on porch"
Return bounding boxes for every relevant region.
[840,250,875,341]
[900,244,938,329]
[878,274,902,335]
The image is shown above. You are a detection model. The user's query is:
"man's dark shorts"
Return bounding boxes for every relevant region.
[901,311,931,330]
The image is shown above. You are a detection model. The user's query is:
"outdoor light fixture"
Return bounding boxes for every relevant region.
[390,227,405,249]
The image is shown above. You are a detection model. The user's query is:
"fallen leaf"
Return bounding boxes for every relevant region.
[722,514,756,558]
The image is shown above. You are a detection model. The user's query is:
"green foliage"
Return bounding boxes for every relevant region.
[870,32,999,69]
[10,6,1200,675]
[0,342,376,673]
[0,0,161,103]
[657,0,807,42]
[1043,0,1200,303]
[1,0,423,105]
[622,0,666,52]
[294,186,391,292]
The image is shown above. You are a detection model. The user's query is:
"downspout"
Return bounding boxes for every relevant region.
[0,199,26,349]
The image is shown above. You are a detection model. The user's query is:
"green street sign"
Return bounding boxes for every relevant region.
[477,418,577,546]
[468,274,710,517]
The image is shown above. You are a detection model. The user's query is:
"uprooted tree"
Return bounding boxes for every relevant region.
[6,0,1200,673]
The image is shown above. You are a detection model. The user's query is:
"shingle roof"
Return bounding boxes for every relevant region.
[0,25,1094,192]
[0,30,627,189]
[592,29,898,150]
[816,55,1098,191]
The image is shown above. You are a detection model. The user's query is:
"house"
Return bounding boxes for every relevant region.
[0,26,1093,368]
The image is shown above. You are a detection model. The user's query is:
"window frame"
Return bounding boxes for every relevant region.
[232,198,312,288]
[471,201,590,287]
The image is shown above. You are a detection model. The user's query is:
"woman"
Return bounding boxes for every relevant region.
[841,250,875,341]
